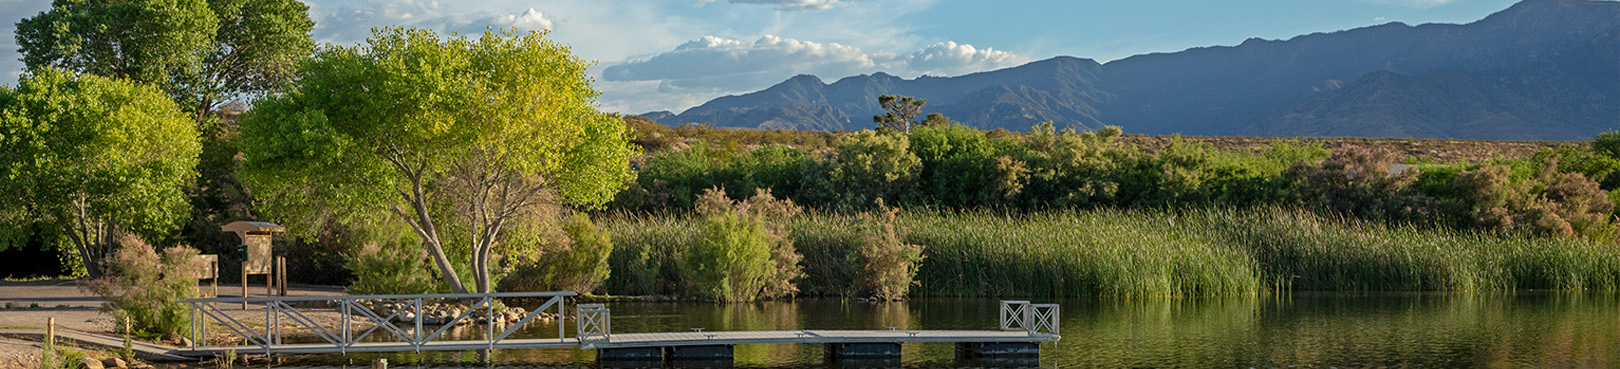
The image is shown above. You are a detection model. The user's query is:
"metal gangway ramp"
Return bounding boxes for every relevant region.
[177,292,1060,362]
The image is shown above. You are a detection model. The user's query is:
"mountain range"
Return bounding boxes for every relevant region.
[641,0,1620,140]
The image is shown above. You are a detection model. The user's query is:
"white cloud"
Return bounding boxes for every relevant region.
[491,8,553,31]
[906,41,1028,77]
[307,0,555,46]
[729,0,852,12]
[600,34,1029,113]
[1358,0,1455,8]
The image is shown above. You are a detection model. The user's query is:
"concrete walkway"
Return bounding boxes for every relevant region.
[0,329,191,361]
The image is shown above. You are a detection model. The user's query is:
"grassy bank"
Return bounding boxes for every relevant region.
[603,208,1620,298]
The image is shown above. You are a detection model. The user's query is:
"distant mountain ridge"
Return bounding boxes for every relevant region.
[645,0,1620,140]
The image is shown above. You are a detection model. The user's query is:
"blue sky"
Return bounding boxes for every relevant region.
[0,0,1524,114]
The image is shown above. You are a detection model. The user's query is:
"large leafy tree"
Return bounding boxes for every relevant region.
[240,28,637,293]
[15,0,314,124]
[0,68,202,278]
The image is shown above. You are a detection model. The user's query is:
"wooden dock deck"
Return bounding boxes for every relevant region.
[173,330,1056,355]
[173,293,1061,362]
[593,329,1059,348]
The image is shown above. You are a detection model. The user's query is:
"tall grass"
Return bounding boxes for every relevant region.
[601,207,1620,298]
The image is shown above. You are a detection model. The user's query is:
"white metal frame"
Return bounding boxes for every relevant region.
[998,300,1059,336]
[576,303,610,344]
[184,291,574,355]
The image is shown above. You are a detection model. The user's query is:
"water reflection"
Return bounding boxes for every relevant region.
[270,292,1620,368]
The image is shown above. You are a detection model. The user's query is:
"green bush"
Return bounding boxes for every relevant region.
[502,213,614,293]
[345,238,439,296]
[81,235,201,338]
[816,131,921,210]
[853,204,924,300]
[684,211,774,302]
[679,188,804,301]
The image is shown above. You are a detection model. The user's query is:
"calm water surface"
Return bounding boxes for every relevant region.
[269,292,1620,368]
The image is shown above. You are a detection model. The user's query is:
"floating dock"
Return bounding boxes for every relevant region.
[174,292,1060,364]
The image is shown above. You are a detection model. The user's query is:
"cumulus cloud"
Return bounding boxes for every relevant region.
[307,0,554,45]
[729,0,853,12]
[599,34,1029,113]
[906,41,1028,77]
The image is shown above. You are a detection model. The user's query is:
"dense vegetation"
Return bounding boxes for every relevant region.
[4,0,1618,306]
[605,208,1620,297]
[616,120,1620,241]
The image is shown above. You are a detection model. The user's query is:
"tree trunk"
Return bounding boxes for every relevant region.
[61,224,99,279]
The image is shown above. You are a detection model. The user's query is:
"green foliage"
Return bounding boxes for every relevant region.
[0,68,200,276]
[343,222,440,295]
[605,208,1620,298]
[1594,130,1620,160]
[816,131,922,209]
[16,0,216,92]
[601,215,693,295]
[616,143,811,210]
[683,210,774,302]
[502,213,614,293]
[873,95,926,132]
[907,123,1004,207]
[852,204,923,300]
[613,122,1617,242]
[679,188,804,301]
[81,235,201,338]
[241,27,636,293]
[16,0,314,121]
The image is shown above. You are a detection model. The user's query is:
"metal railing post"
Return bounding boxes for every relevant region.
[413,298,423,353]
[340,299,348,354]
[486,295,494,351]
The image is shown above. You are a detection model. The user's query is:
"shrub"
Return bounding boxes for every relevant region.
[81,235,202,338]
[684,210,774,302]
[815,131,921,210]
[683,188,804,301]
[502,213,614,293]
[853,203,924,301]
[345,238,439,296]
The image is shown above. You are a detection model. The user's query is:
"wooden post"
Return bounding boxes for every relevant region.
[242,265,248,310]
[46,317,54,345]
[266,258,273,298]
[278,257,287,297]
[123,316,131,335]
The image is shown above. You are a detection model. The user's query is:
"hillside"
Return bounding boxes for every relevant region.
[646,0,1620,141]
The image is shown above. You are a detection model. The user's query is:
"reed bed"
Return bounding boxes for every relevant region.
[600,208,1620,298]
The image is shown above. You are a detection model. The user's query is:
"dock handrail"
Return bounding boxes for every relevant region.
[577,303,610,344]
[184,291,576,355]
[999,300,1059,336]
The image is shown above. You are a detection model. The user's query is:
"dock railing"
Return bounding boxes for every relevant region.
[998,300,1059,336]
[182,291,575,355]
[576,304,610,347]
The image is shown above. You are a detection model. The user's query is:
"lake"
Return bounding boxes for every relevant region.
[269,292,1619,368]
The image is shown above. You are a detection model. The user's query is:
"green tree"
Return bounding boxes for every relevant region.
[814,131,922,209]
[1595,131,1620,160]
[873,95,925,132]
[240,28,637,294]
[16,0,314,124]
[0,68,201,278]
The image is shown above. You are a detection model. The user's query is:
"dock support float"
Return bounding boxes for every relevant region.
[598,347,663,360]
[825,342,903,358]
[955,342,1041,357]
[599,346,738,362]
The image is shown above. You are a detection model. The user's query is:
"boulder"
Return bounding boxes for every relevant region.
[101,357,127,368]
[80,358,105,369]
